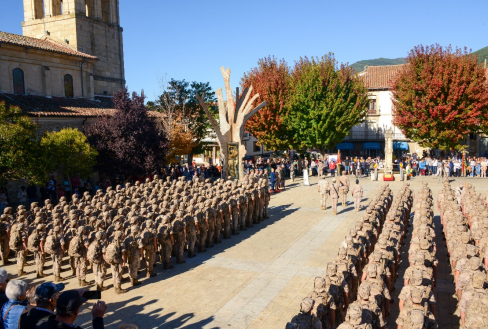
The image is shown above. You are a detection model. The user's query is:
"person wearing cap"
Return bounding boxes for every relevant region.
[351,179,363,212]
[35,290,107,329]
[18,282,64,329]
[0,269,9,311]
[1,280,28,329]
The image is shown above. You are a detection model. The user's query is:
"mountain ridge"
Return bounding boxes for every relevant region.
[351,46,488,72]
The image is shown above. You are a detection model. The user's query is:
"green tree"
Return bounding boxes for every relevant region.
[0,102,46,184]
[41,128,97,189]
[154,79,217,163]
[285,55,369,154]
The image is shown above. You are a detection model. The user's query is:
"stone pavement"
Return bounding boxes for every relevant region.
[4,175,484,328]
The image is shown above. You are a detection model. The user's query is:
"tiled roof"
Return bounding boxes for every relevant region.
[0,31,97,60]
[0,93,163,118]
[359,64,406,90]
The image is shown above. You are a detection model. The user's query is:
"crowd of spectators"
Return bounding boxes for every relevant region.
[0,268,140,329]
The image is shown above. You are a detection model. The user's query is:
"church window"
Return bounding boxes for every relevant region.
[101,0,111,23]
[13,68,25,95]
[64,74,74,98]
[85,0,95,18]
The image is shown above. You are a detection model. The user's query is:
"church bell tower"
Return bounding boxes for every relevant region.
[22,0,125,97]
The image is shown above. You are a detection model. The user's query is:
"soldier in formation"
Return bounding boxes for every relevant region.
[289,183,411,328]
[438,181,488,328]
[2,175,271,295]
[351,180,363,212]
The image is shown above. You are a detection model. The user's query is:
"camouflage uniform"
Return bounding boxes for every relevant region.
[172,211,186,263]
[88,231,107,290]
[318,177,329,210]
[106,231,126,294]
[27,224,46,278]
[351,182,363,212]
[70,226,90,287]
[0,215,10,265]
[328,179,340,215]
[10,224,27,276]
[141,220,158,277]
[157,216,174,269]
[124,225,144,286]
[339,173,350,207]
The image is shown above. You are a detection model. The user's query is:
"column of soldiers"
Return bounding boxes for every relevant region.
[0,174,271,295]
[438,181,488,328]
[394,182,438,329]
[287,183,404,329]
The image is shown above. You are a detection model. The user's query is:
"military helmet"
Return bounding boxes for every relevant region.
[348,303,363,325]
[410,287,423,304]
[358,283,371,300]
[412,270,423,285]
[313,277,325,290]
[327,262,337,276]
[367,264,378,278]
[300,297,314,313]
[469,257,481,270]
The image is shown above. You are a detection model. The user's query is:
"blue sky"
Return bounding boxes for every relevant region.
[2,1,487,102]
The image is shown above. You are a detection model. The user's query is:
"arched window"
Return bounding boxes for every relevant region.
[13,68,25,94]
[64,74,74,98]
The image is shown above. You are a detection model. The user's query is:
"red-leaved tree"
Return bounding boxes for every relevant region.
[241,56,292,150]
[392,44,488,150]
[85,89,168,176]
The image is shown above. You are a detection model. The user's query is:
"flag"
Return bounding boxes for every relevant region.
[337,150,341,164]
[399,162,404,169]
[374,163,378,169]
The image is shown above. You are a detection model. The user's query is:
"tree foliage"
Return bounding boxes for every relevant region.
[161,112,198,165]
[0,102,47,184]
[241,56,292,150]
[285,54,369,152]
[392,44,488,150]
[40,127,97,182]
[154,78,217,159]
[85,89,168,176]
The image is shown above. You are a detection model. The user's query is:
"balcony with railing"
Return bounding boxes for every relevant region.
[342,129,408,141]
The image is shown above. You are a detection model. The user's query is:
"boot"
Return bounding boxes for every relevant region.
[188,251,196,258]
[18,269,26,276]
[38,271,47,278]
[321,206,325,210]
[130,278,141,286]
[115,287,126,295]
[97,283,108,291]
[56,276,66,282]
[176,257,186,264]
[163,262,174,270]
[232,230,239,235]
[333,211,337,216]
[146,271,157,278]
[80,279,90,287]
[71,268,76,276]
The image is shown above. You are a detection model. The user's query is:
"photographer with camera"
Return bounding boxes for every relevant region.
[35,290,107,329]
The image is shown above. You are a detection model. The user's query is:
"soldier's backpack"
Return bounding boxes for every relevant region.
[87,241,102,263]
[104,243,120,264]
[68,236,82,257]
[44,235,55,254]
[141,230,152,247]
[9,229,22,250]
[0,222,8,237]
[27,232,41,252]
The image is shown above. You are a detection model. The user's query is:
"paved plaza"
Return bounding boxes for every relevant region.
[5,174,487,328]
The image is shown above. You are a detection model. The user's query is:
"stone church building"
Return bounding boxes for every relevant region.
[0,0,160,201]
[0,0,142,136]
